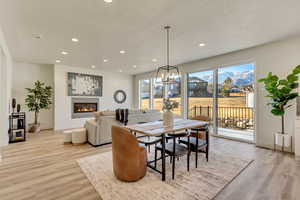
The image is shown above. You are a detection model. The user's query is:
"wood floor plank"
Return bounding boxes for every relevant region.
[0,130,299,200]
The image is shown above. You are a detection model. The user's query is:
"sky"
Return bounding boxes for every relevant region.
[219,63,254,73]
[189,63,254,83]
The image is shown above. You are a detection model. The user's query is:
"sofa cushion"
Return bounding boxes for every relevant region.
[101,110,115,116]
[93,112,102,122]
[128,109,145,115]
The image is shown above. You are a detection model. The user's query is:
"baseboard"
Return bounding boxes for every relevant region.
[0,137,8,147]
[88,141,112,148]
[211,134,255,144]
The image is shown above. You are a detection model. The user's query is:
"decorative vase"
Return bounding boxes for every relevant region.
[274,133,292,150]
[163,110,174,127]
[12,98,16,113]
[28,123,41,133]
[17,104,21,113]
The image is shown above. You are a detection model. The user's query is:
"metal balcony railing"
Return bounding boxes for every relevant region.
[190,106,254,130]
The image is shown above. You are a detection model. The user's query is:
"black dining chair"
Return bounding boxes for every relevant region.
[136,121,162,153]
[155,130,191,180]
[178,125,209,168]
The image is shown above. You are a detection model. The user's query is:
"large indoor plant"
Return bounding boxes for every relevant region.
[25,80,53,133]
[162,98,179,127]
[258,65,300,148]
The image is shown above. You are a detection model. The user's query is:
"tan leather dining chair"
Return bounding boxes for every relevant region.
[111,125,147,182]
[191,115,211,139]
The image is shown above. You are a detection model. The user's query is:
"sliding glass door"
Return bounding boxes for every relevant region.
[187,63,255,142]
[217,64,254,141]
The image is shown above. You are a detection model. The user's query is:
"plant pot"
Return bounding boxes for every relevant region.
[28,123,41,133]
[274,133,291,148]
[163,110,174,127]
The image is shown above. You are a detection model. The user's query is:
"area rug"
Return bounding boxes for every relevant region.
[77,149,253,200]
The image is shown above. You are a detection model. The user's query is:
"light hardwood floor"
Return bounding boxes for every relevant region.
[0,130,299,200]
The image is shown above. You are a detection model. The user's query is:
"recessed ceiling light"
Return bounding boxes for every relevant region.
[103,59,108,62]
[32,33,42,39]
[119,69,123,72]
[72,38,79,42]
[61,51,69,55]
[91,65,96,69]
[120,50,126,54]
[198,43,206,47]
[104,0,112,3]
[55,60,61,63]
[152,58,158,62]
[133,65,137,68]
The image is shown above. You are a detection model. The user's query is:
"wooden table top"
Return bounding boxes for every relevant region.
[126,119,208,136]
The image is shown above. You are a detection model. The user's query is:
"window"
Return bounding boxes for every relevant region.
[153,78,164,111]
[187,70,214,119]
[138,76,182,115]
[139,79,150,109]
[167,76,181,115]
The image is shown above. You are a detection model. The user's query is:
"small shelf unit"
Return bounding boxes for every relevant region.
[8,112,26,143]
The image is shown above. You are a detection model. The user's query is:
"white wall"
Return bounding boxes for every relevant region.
[54,65,133,130]
[0,27,12,147]
[134,35,300,150]
[12,62,54,130]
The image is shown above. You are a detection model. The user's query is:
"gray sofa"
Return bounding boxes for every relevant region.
[85,109,162,146]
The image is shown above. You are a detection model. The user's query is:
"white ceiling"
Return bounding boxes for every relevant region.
[1,0,300,74]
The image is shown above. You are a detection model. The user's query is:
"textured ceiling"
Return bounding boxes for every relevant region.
[1,0,300,74]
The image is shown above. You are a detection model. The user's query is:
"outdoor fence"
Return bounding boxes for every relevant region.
[190,106,254,130]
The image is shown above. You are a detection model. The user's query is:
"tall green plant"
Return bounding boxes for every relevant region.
[258,65,300,134]
[25,80,53,125]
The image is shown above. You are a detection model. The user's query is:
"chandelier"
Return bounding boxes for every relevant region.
[156,26,180,84]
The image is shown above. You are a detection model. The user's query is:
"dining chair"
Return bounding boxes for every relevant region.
[178,124,209,168]
[155,130,191,180]
[136,121,162,153]
[111,125,147,182]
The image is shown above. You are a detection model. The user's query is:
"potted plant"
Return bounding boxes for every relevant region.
[258,65,300,149]
[25,80,53,133]
[162,98,179,127]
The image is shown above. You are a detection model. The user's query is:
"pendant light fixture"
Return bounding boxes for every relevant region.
[156,26,180,84]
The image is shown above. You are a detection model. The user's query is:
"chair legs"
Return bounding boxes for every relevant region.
[195,147,198,168]
[172,156,175,180]
[154,148,157,168]
[206,145,209,162]
[154,132,192,180]
[187,136,190,172]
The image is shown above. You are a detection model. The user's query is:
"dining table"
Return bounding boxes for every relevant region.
[126,118,208,181]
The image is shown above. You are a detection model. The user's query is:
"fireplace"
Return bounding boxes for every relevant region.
[71,98,99,119]
[74,103,97,113]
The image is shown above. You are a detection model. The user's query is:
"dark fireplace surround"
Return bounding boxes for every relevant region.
[71,98,99,119]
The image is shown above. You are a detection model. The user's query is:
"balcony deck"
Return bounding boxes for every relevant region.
[218,128,254,142]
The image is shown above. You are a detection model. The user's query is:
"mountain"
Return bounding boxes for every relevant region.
[233,71,254,86]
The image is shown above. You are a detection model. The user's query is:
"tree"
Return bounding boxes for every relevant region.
[258,65,300,134]
[25,81,53,127]
[221,77,233,97]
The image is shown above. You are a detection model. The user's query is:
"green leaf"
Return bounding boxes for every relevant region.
[286,92,298,100]
[287,74,298,82]
[271,108,284,116]
[279,79,288,85]
[292,65,300,74]
[288,82,299,89]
